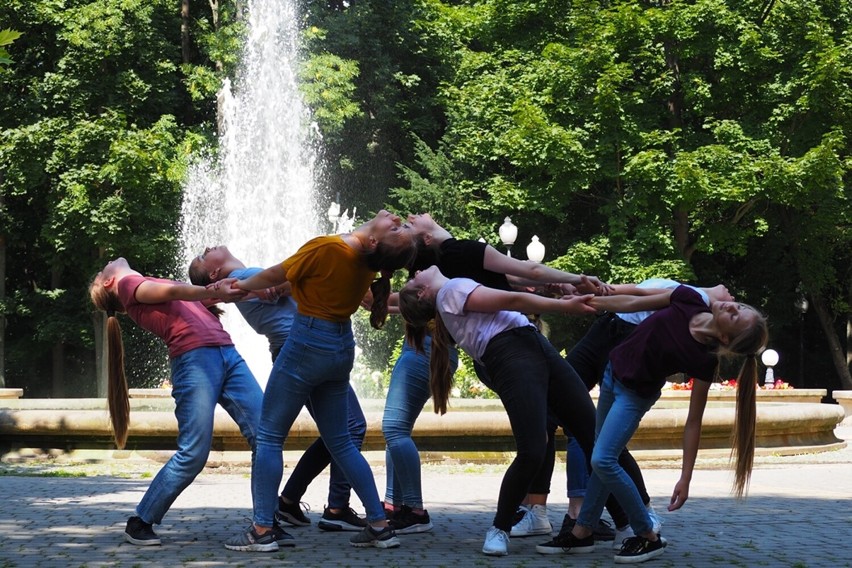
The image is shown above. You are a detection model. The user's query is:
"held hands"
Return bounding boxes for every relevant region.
[668,478,690,511]
[206,278,247,302]
[559,294,597,315]
[576,275,614,296]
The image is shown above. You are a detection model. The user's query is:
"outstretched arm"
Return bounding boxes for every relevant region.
[231,263,288,291]
[483,246,611,294]
[464,285,597,316]
[589,289,673,313]
[669,379,710,511]
[134,279,245,304]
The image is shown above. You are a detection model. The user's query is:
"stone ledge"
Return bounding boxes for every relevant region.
[833,390,852,425]
[0,402,844,459]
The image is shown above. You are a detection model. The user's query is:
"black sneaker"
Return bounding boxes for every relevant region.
[124,516,161,546]
[388,505,433,534]
[276,497,311,527]
[614,535,666,564]
[318,506,368,532]
[558,514,615,541]
[271,521,296,547]
[349,525,401,549]
[535,529,595,555]
[223,525,279,552]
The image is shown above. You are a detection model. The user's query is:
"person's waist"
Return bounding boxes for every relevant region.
[293,312,351,333]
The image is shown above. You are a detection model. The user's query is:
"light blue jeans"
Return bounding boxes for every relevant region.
[383,335,458,508]
[137,345,262,525]
[251,314,384,526]
[577,364,659,535]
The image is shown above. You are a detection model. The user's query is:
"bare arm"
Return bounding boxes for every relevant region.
[134,279,245,304]
[669,379,710,511]
[482,246,606,288]
[464,285,597,316]
[588,289,673,313]
[231,263,288,291]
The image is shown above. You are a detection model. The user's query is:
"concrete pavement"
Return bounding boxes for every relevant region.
[1,426,851,567]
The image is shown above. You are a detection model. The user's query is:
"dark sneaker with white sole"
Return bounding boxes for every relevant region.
[318,506,368,532]
[349,525,401,548]
[124,516,161,546]
[276,498,311,527]
[388,505,433,534]
[535,530,595,555]
[614,535,666,563]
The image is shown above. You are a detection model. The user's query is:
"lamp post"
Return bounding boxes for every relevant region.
[526,235,545,263]
[327,201,341,234]
[761,348,779,389]
[498,217,518,257]
[794,292,809,387]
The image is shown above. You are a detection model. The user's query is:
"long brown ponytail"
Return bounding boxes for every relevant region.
[722,307,769,499]
[89,278,130,449]
[365,232,417,329]
[398,286,453,415]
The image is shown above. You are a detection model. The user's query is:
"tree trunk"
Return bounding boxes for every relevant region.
[51,264,64,397]
[181,0,191,64]
[0,233,5,389]
[811,293,852,390]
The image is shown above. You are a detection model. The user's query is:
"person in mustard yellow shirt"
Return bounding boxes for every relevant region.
[222,210,415,552]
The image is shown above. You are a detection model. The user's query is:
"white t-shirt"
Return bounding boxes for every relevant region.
[436,278,533,363]
[616,278,710,325]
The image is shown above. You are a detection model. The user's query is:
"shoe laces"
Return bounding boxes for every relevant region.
[619,535,653,554]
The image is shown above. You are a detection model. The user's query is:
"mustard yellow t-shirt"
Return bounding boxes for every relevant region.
[282,235,375,322]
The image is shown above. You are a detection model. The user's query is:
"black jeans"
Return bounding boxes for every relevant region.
[481,326,597,532]
[527,313,650,527]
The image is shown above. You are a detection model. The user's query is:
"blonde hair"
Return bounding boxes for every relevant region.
[719,305,769,499]
[398,286,453,415]
[89,276,130,449]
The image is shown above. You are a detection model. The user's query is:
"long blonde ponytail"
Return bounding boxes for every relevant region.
[90,279,130,449]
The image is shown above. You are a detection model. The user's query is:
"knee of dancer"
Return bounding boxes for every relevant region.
[590,450,620,476]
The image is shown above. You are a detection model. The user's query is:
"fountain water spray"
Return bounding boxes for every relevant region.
[180,0,321,387]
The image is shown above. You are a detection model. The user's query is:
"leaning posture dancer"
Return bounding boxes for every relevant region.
[543,285,768,564]
[397,265,658,557]
[190,246,369,532]
[223,210,415,552]
[89,257,281,546]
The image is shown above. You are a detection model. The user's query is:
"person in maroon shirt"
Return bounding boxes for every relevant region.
[537,286,768,564]
[89,257,290,548]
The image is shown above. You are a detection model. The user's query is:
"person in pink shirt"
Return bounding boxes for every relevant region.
[89,257,290,547]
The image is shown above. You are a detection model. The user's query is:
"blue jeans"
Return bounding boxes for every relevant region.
[577,364,659,535]
[565,436,589,498]
[137,345,262,524]
[281,387,367,508]
[251,314,384,526]
[383,334,458,508]
[481,326,596,532]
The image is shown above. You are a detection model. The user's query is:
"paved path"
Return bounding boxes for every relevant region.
[2,427,852,567]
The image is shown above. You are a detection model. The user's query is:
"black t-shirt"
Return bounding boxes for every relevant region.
[409,238,512,291]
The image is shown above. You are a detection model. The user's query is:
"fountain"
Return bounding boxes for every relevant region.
[179,0,321,387]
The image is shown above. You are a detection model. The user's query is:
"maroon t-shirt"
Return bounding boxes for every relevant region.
[609,286,717,397]
[117,275,232,359]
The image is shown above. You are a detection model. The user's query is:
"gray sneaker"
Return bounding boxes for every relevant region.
[224,526,279,552]
[349,525,401,548]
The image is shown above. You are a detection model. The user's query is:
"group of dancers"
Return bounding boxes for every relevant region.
[89,210,768,564]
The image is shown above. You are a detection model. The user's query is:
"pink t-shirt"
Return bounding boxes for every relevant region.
[116,275,232,359]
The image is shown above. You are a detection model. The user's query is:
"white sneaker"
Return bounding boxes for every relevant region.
[510,504,552,537]
[613,525,635,550]
[646,503,663,534]
[482,526,509,556]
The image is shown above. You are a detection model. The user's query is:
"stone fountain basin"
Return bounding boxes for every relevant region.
[0,389,844,463]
